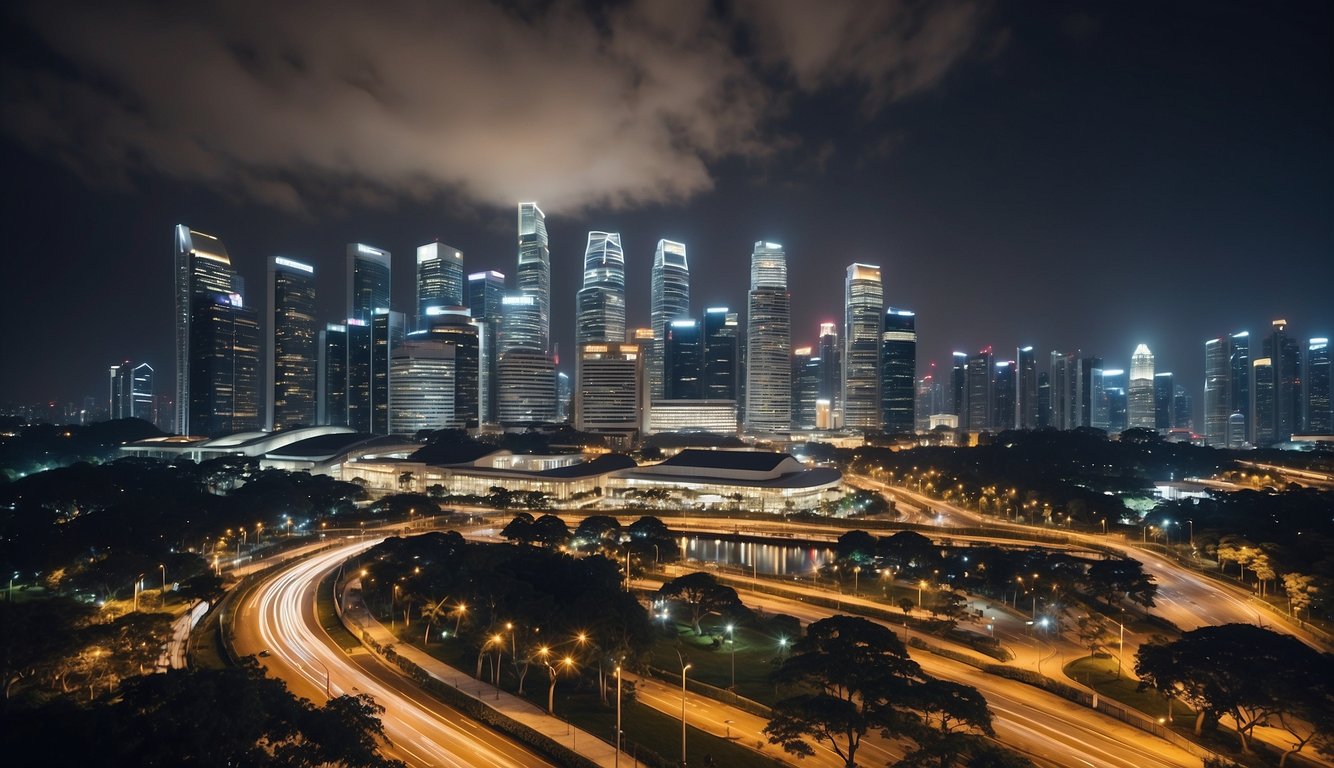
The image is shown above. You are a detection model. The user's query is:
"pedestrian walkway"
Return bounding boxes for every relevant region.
[341,580,621,768]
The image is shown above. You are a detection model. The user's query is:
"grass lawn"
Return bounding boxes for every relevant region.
[1063,654,1193,723]
[647,619,785,706]
[389,624,782,768]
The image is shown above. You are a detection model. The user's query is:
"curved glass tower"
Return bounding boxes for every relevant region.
[650,239,690,399]
[575,231,626,345]
[174,225,240,435]
[515,202,550,353]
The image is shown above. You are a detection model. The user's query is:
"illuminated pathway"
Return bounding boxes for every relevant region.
[231,540,557,768]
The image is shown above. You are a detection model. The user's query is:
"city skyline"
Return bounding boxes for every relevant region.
[0,3,1330,420]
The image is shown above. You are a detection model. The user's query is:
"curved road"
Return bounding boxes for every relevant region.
[231,539,556,768]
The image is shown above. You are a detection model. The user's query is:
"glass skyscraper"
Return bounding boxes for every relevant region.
[1204,331,1249,446]
[575,231,626,345]
[416,242,464,320]
[318,323,348,427]
[792,347,820,430]
[880,308,916,433]
[1258,319,1301,444]
[962,349,994,432]
[1153,372,1176,432]
[189,293,260,436]
[649,239,690,399]
[702,307,739,401]
[515,202,551,353]
[468,270,506,424]
[267,256,317,431]
[664,319,703,399]
[174,225,238,435]
[346,243,391,322]
[1304,338,1331,434]
[817,322,841,422]
[842,263,883,430]
[744,241,791,432]
[992,361,1015,432]
[1128,344,1155,430]
[1016,346,1037,430]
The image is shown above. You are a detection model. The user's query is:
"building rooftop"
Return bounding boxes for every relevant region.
[657,449,792,473]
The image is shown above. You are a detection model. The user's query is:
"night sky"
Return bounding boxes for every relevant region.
[1,1,1330,421]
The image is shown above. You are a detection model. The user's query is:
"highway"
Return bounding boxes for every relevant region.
[231,539,557,768]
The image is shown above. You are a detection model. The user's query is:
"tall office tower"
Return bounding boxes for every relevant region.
[109,362,132,419]
[500,293,540,355]
[664,319,703,399]
[951,352,968,416]
[267,256,317,431]
[575,342,642,439]
[347,243,391,322]
[341,310,403,435]
[791,347,820,429]
[419,308,480,428]
[345,320,372,430]
[389,335,457,435]
[880,308,916,433]
[371,310,406,434]
[468,271,506,424]
[703,308,739,400]
[1127,344,1155,430]
[1101,369,1127,433]
[513,202,551,354]
[1080,356,1104,428]
[842,263,884,429]
[1153,373,1176,432]
[649,239,690,399]
[1258,320,1302,444]
[992,361,1015,431]
[1015,346,1037,429]
[1204,331,1250,446]
[1305,338,1331,434]
[1037,371,1052,428]
[174,225,237,435]
[498,349,557,425]
[1049,352,1072,430]
[745,241,791,431]
[557,371,572,423]
[416,242,464,321]
[1253,357,1277,445]
[190,293,261,436]
[1301,337,1330,433]
[1174,385,1193,430]
[817,322,841,421]
[914,374,935,432]
[108,362,154,421]
[575,231,626,345]
[317,323,348,426]
[962,349,994,432]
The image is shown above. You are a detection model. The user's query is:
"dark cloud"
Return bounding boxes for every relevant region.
[2,0,986,213]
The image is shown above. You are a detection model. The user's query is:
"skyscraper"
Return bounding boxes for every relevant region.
[343,310,404,434]
[267,256,317,431]
[515,202,551,353]
[468,270,506,424]
[1037,371,1051,428]
[575,342,642,439]
[951,352,968,417]
[347,243,391,322]
[416,242,464,320]
[1259,320,1302,444]
[1153,372,1176,432]
[1305,338,1331,434]
[190,293,260,436]
[317,323,348,426]
[1174,385,1193,430]
[498,349,557,425]
[962,349,994,432]
[744,241,791,432]
[792,347,821,430]
[880,308,916,433]
[649,239,690,399]
[1101,369,1127,433]
[109,361,154,422]
[1016,346,1037,430]
[842,263,883,430]
[174,225,237,435]
[575,231,627,345]
[1049,351,1075,430]
[664,319,703,399]
[992,361,1015,432]
[1204,331,1249,446]
[419,308,480,429]
[817,322,841,422]
[389,335,457,435]
[1081,355,1104,428]
[1253,357,1277,445]
[702,308,739,401]
[1128,344,1155,430]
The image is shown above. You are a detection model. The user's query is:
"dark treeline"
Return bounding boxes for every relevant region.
[0,417,165,482]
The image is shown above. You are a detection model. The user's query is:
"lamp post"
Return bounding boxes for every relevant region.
[159,564,167,607]
[680,661,692,766]
[852,566,861,596]
[1187,519,1194,547]
[918,579,927,607]
[726,624,736,689]
[133,574,144,612]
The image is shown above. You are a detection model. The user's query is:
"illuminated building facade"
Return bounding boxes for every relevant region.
[174,225,237,435]
[745,241,791,432]
[515,202,551,353]
[468,270,506,424]
[880,308,916,433]
[416,242,464,321]
[703,308,739,401]
[346,243,391,322]
[649,239,690,399]
[575,231,626,345]
[842,263,883,429]
[267,256,317,430]
[1128,344,1155,430]
[575,342,642,438]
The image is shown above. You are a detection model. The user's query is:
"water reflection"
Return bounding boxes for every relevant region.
[681,535,834,576]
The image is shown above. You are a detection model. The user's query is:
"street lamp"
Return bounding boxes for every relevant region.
[726,624,736,690]
[614,663,622,768]
[917,579,927,607]
[680,661,693,766]
[852,565,861,595]
[159,564,167,607]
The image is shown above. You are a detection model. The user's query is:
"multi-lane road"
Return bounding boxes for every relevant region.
[231,539,557,768]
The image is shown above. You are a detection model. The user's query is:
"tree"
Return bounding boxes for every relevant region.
[529,514,569,548]
[1283,573,1317,619]
[656,572,745,635]
[500,513,536,544]
[835,530,878,565]
[1074,613,1111,656]
[1135,624,1331,752]
[1084,558,1157,609]
[765,615,992,768]
[0,597,94,704]
[572,515,621,552]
